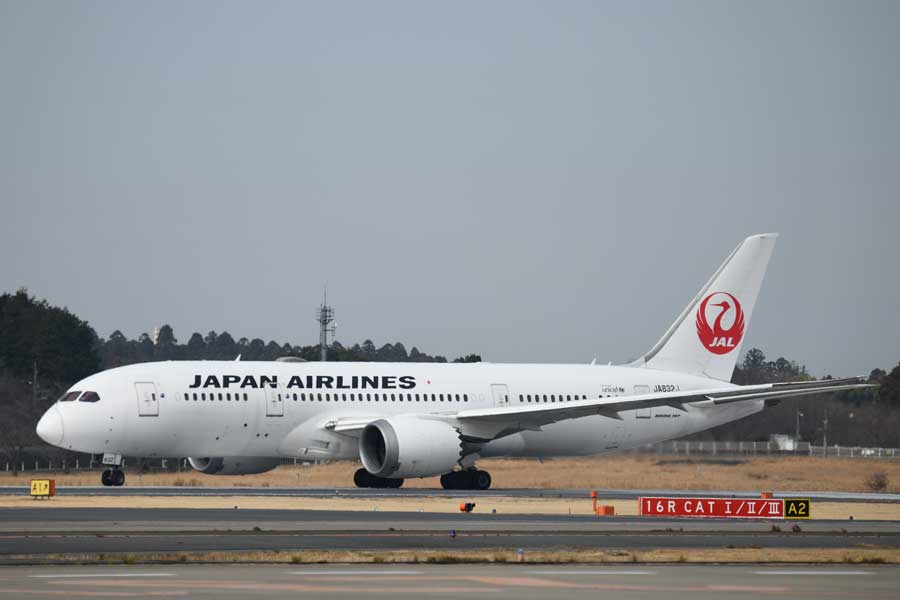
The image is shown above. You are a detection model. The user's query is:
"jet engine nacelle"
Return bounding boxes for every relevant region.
[187,456,281,475]
[359,415,462,478]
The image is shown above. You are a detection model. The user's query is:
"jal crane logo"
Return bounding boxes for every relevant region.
[696,292,744,354]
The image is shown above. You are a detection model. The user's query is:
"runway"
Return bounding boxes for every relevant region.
[2,485,898,502]
[1,508,898,558]
[2,564,898,599]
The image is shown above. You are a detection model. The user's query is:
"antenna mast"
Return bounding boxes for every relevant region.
[316,289,335,361]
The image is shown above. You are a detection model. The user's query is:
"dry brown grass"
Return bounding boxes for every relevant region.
[3,455,899,493]
[2,494,897,520]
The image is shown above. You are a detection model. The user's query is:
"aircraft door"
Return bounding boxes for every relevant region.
[135,382,159,417]
[491,384,510,407]
[265,384,284,417]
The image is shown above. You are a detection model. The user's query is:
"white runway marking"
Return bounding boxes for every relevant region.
[530,570,656,575]
[290,570,425,575]
[30,573,175,578]
[752,570,873,576]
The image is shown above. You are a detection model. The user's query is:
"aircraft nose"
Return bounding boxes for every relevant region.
[36,405,64,446]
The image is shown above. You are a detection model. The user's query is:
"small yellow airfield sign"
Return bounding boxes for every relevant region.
[30,479,55,499]
[785,498,811,519]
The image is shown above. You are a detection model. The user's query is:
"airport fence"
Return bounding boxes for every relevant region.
[629,440,899,459]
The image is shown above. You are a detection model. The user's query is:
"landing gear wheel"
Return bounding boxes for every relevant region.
[102,469,125,486]
[354,468,370,488]
[440,471,466,490]
[473,469,491,490]
[354,468,404,489]
[440,469,492,490]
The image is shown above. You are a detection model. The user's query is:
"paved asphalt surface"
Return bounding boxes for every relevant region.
[1,508,898,557]
[2,507,899,533]
[2,564,898,599]
[2,485,898,502]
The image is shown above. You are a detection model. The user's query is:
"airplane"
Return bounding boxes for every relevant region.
[35,233,874,490]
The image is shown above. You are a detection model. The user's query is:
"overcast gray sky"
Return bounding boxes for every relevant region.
[1,1,898,377]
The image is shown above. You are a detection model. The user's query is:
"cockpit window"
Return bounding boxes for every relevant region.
[79,391,100,403]
[59,391,81,402]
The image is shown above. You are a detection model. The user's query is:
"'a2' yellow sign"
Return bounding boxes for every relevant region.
[785,498,810,519]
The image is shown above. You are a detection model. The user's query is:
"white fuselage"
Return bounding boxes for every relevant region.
[46,361,762,463]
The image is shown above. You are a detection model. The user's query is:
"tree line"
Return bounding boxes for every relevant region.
[99,324,480,369]
[693,348,898,447]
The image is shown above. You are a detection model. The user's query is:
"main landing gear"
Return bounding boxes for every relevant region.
[100,468,125,487]
[440,469,492,491]
[353,468,404,489]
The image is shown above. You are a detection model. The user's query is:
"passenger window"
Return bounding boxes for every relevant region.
[79,391,100,403]
[193,393,198,401]
[463,394,468,402]
[201,393,206,401]
[243,393,248,401]
[218,393,223,401]
[183,393,189,401]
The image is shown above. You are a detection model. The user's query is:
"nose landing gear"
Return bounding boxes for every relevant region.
[100,468,125,487]
[98,453,125,487]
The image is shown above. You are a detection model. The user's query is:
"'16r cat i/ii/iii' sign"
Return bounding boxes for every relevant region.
[639,496,810,519]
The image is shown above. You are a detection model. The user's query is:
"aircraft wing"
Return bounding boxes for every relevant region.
[451,377,875,441]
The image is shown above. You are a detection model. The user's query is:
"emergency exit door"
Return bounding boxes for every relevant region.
[265,384,284,417]
[135,382,159,417]
[491,384,510,407]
